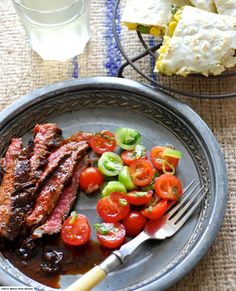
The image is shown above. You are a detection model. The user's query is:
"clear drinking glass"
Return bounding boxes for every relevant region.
[12,0,91,61]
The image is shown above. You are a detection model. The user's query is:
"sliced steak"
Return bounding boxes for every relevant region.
[14,141,34,187]
[26,142,89,228]
[0,158,6,185]
[62,131,92,145]
[32,157,88,239]
[7,143,36,240]
[35,132,92,190]
[0,138,22,238]
[30,123,63,182]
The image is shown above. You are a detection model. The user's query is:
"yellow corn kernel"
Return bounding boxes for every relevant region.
[150,26,161,37]
[159,45,167,54]
[163,36,170,46]
[168,21,177,37]
[126,23,137,30]
[174,13,181,22]
[156,60,162,70]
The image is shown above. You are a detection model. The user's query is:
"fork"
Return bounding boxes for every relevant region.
[65,180,208,291]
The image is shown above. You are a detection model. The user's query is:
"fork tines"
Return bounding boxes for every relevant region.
[167,180,208,227]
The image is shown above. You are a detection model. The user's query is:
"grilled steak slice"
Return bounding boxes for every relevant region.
[7,143,36,240]
[14,141,34,187]
[62,132,92,145]
[35,132,92,189]
[0,158,6,186]
[7,123,64,238]
[32,157,88,239]
[26,142,89,228]
[0,138,22,238]
[30,124,63,182]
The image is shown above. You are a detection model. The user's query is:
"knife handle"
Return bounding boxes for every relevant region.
[64,254,121,291]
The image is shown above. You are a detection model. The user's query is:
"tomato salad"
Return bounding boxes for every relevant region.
[61,128,183,249]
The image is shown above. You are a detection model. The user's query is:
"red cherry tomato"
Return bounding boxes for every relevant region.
[121,150,147,166]
[154,173,183,200]
[129,159,154,187]
[141,199,168,220]
[79,167,104,193]
[61,212,90,246]
[150,146,179,172]
[123,211,147,237]
[90,130,116,154]
[96,222,126,249]
[96,192,130,223]
[126,190,153,205]
[121,151,136,166]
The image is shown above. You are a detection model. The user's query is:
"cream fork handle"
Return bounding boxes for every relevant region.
[64,254,121,291]
[64,232,149,291]
[64,265,106,291]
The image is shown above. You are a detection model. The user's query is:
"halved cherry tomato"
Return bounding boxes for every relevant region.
[118,166,136,190]
[121,151,137,166]
[61,212,90,246]
[79,167,104,194]
[96,192,130,223]
[121,145,147,166]
[141,198,168,220]
[129,159,154,187]
[150,146,179,173]
[115,128,141,150]
[154,173,183,200]
[98,152,123,176]
[95,222,126,249]
[90,130,116,154]
[102,181,127,197]
[123,211,147,237]
[127,190,153,205]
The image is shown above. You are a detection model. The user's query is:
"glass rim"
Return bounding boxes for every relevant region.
[12,0,83,13]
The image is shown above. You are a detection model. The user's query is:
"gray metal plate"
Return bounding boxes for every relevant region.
[0,77,228,291]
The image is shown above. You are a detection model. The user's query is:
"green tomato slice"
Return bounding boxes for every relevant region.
[98,152,123,176]
[162,148,182,175]
[118,166,136,190]
[115,128,141,150]
[162,148,182,159]
[102,181,127,197]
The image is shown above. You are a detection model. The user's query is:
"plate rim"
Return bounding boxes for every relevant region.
[0,77,228,290]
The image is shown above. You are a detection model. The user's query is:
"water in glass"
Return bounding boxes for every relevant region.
[13,0,91,61]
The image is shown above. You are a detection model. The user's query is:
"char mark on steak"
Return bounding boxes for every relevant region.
[30,124,63,182]
[32,156,89,239]
[26,142,89,228]
[14,140,34,187]
[0,139,22,238]
[6,142,36,240]
[35,132,92,190]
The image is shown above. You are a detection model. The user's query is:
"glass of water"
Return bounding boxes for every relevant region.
[12,0,91,61]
